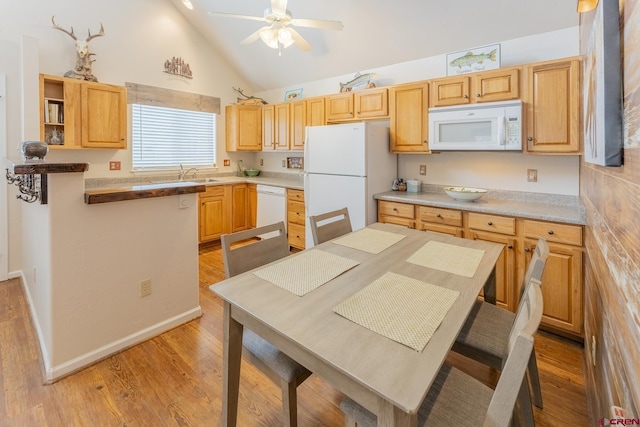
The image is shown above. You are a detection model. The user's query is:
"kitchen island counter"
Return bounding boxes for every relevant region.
[375,189,585,225]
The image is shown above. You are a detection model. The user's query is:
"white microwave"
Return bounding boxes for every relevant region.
[428,100,522,151]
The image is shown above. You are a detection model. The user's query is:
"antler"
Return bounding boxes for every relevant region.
[51,15,77,40]
[86,23,105,42]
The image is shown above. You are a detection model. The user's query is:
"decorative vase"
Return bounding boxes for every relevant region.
[21,141,49,160]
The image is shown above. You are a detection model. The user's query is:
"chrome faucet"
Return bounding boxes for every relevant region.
[178,164,198,181]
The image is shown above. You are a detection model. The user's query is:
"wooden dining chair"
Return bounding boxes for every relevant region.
[309,207,352,245]
[452,238,549,409]
[221,222,312,427]
[340,278,544,427]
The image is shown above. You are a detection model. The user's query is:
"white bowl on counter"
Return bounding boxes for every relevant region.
[444,187,487,202]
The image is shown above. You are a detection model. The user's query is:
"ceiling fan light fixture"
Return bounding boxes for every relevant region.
[259,28,279,49]
[278,28,293,46]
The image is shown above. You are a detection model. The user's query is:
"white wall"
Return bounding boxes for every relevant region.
[255,27,582,195]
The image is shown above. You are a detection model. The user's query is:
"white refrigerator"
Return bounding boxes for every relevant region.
[303,122,397,248]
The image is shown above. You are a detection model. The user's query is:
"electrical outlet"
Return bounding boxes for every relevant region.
[223,159,230,167]
[419,165,427,175]
[140,279,152,297]
[260,158,264,166]
[178,195,189,209]
[109,161,121,171]
[282,160,286,167]
[527,169,538,182]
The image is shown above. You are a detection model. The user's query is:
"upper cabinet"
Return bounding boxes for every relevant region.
[226,104,262,151]
[523,57,581,153]
[40,74,127,149]
[325,87,389,122]
[262,102,303,151]
[305,97,326,127]
[430,67,520,107]
[290,100,306,151]
[389,81,430,153]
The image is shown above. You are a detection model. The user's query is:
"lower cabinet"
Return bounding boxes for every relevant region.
[199,186,231,243]
[248,184,257,228]
[376,199,584,337]
[287,189,306,250]
[198,184,254,244]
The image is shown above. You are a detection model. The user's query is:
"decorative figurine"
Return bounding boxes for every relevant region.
[21,141,49,161]
[52,15,105,82]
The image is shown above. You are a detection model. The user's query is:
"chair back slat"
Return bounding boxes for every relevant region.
[309,208,352,245]
[484,281,543,427]
[221,221,289,278]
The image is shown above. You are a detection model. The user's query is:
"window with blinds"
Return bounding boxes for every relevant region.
[131,104,216,169]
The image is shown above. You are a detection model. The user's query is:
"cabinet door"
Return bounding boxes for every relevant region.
[325,93,354,121]
[524,58,580,153]
[306,97,326,126]
[226,105,262,151]
[430,76,471,107]
[275,103,290,150]
[261,105,275,151]
[81,82,127,148]
[231,184,249,232]
[248,184,257,228]
[524,239,583,334]
[389,82,430,153]
[468,231,516,311]
[474,68,520,102]
[356,88,388,118]
[290,100,306,151]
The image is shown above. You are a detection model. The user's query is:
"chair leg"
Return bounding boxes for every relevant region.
[281,378,298,427]
[527,349,543,409]
[515,378,535,427]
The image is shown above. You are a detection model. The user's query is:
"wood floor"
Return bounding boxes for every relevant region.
[0,241,589,426]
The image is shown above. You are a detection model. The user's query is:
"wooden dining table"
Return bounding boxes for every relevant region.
[210,222,503,427]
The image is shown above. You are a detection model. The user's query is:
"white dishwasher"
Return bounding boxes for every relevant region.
[256,185,287,238]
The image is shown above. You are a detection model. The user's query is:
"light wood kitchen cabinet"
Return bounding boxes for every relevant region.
[40,74,127,149]
[389,81,430,153]
[226,104,262,151]
[355,87,388,118]
[248,184,257,228]
[305,97,326,126]
[287,189,306,250]
[416,206,463,237]
[377,200,416,228]
[199,185,231,243]
[430,67,520,107]
[231,184,249,233]
[274,103,290,150]
[290,100,306,151]
[522,219,583,335]
[325,92,354,121]
[524,57,581,153]
[261,105,275,151]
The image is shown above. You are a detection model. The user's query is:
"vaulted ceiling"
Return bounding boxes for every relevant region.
[170,0,580,92]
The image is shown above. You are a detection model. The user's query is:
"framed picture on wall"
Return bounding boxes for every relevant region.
[581,0,623,166]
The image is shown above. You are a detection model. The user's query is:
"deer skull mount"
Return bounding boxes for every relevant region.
[51,16,105,82]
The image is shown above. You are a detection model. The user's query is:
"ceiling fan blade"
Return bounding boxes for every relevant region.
[271,0,288,16]
[240,26,271,44]
[290,18,344,31]
[207,12,266,22]
[287,27,312,51]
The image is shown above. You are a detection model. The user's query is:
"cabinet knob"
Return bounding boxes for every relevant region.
[393,208,398,212]
[423,140,428,144]
[548,230,554,235]
[436,213,441,218]
[527,136,533,142]
[507,244,513,249]
[487,221,493,226]
[524,247,531,252]
[464,94,468,98]
[476,93,481,97]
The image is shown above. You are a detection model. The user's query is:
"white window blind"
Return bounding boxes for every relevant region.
[131,104,216,169]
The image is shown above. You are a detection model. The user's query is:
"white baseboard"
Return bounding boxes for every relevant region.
[13,272,202,383]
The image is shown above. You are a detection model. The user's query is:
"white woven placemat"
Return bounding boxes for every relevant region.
[332,228,406,254]
[334,272,460,352]
[407,241,485,278]
[253,249,360,296]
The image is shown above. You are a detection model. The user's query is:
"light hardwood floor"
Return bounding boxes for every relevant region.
[0,241,589,426]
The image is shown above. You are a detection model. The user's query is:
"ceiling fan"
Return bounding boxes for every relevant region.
[208,0,343,54]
